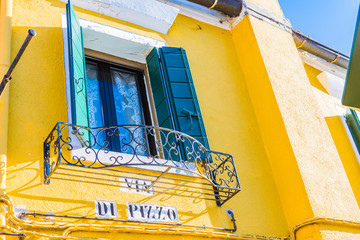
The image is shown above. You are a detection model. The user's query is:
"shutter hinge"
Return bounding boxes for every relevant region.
[182,108,199,130]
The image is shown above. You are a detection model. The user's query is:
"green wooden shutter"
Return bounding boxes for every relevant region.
[346,109,360,153]
[146,48,175,130]
[146,47,210,158]
[159,47,209,150]
[342,7,360,108]
[66,1,89,128]
[146,48,179,160]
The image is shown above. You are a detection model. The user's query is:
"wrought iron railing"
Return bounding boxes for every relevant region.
[43,122,241,205]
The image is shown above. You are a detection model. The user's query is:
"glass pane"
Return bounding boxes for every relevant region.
[111,68,144,126]
[86,62,106,149]
[86,62,104,128]
[111,68,146,155]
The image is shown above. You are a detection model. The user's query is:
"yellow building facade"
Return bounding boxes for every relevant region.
[0,0,360,239]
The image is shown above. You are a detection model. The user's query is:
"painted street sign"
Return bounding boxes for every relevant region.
[95,200,117,218]
[119,177,154,195]
[127,202,179,222]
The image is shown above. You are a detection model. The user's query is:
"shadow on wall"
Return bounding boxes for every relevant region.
[4,25,222,229]
[325,116,360,209]
[303,63,329,94]
[7,26,67,168]
[5,6,291,234]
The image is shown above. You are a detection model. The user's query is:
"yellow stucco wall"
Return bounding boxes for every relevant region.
[231,16,314,228]
[5,0,289,238]
[5,0,360,239]
[232,11,360,239]
[303,62,360,210]
[296,60,360,239]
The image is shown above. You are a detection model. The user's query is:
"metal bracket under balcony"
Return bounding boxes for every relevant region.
[43,122,241,206]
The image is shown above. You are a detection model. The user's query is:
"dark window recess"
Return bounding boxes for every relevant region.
[84,58,154,155]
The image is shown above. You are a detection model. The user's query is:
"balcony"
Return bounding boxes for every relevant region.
[43,122,241,206]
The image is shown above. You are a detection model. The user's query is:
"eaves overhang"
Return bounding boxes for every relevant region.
[59,0,179,34]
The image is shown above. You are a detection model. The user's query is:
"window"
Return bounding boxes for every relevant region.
[84,58,153,154]
[44,0,242,204]
[65,1,210,160]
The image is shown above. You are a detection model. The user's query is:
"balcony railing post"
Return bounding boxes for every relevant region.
[43,141,50,184]
[57,122,62,165]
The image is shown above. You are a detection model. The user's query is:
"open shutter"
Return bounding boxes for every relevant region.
[66,1,89,128]
[146,48,175,130]
[146,47,210,158]
[346,109,360,153]
[146,48,179,160]
[159,47,209,150]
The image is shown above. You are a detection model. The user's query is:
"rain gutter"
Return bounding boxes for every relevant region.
[293,31,349,69]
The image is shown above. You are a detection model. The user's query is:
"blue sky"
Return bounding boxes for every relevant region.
[278,0,360,56]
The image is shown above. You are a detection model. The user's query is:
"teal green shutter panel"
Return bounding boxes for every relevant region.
[342,6,360,108]
[146,48,179,160]
[346,109,360,153]
[146,47,210,154]
[146,48,175,130]
[66,1,89,128]
[159,47,210,150]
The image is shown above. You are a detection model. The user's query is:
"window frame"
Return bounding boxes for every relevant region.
[85,49,160,125]
[84,56,154,128]
[84,55,157,155]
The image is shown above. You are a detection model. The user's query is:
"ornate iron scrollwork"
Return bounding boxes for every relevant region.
[43,122,241,205]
